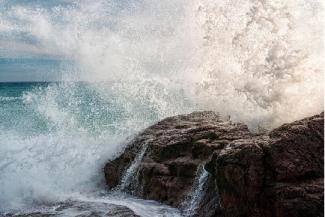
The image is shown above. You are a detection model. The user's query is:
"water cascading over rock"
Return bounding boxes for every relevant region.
[182,166,210,216]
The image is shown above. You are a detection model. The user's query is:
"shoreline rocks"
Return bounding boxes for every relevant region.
[104,111,252,209]
[213,112,324,217]
[1,200,139,217]
[104,111,324,217]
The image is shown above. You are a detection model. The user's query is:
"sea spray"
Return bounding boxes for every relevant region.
[0,82,158,211]
[0,0,322,129]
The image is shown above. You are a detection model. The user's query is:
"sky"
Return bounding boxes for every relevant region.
[0,0,64,81]
[0,0,131,81]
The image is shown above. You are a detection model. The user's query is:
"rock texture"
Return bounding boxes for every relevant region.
[104,111,324,217]
[214,112,324,217]
[104,111,251,211]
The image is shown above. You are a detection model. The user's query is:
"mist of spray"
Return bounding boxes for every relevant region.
[1,0,323,127]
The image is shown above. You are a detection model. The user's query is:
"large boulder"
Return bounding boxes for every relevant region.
[214,112,324,217]
[104,111,324,217]
[104,111,252,214]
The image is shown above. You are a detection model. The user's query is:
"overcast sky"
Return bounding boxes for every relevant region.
[0,0,131,81]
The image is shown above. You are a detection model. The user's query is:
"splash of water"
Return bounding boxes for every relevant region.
[0,0,323,127]
[191,0,324,128]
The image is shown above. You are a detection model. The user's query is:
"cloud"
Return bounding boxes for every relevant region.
[0,39,63,58]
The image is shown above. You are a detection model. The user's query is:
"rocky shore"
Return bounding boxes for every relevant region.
[1,200,139,217]
[104,111,324,217]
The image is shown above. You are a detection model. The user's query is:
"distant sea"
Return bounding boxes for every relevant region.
[0,58,63,81]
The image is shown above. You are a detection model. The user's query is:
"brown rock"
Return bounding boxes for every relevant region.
[104,111,324,217]
[104,111,252,215]
[214,112,324,217]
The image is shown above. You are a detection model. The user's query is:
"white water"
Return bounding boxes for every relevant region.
[119,143,149,192]
[182,166,209,216]
[0,0,323,215]
[87,193,183,217]
[2,194,183,217]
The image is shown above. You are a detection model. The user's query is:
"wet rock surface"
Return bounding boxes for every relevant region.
[1,200,139,217]
[104,112,252,209]
[104,111,324,217]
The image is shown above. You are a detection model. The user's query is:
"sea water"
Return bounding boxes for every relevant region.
[0,81,185,216]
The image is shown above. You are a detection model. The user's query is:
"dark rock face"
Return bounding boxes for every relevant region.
[104,111,252,211]
[104,111,324,217]
[214,112,324,217]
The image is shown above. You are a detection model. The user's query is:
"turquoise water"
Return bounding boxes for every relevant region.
[0,58,63,81]
[0,82,51,134]
[0,82,190,135]
[0,82,136,135]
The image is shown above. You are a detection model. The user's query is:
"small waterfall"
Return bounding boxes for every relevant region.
[182,165,209,217]
[118,143,149,192]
